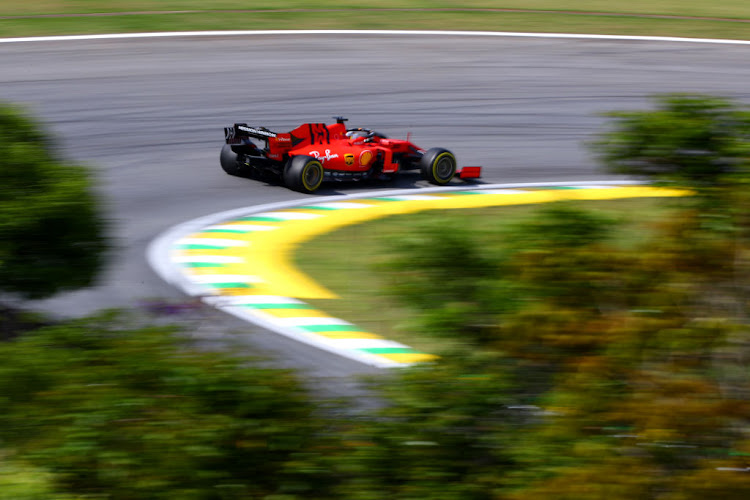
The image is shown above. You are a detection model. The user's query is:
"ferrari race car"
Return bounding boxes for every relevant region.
[220,117,481,193]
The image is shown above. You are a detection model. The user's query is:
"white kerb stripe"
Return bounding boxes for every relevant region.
[275,317,354,327]
[332,339,409,349]
[469,189,526,195]
[191,274,263,284]
[311,202,375,209]
[175,255,244,264]
[257,211,323,220]
[378,194,445,201]
[178,238,249,247]
[206,224,278,232]
[205,295,306,306]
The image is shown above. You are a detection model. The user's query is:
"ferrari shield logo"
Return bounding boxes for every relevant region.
[344,154,355,166]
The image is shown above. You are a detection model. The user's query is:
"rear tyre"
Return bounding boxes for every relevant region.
[420,148,457,185]
[284,155,325,193]
[220,144,247,177]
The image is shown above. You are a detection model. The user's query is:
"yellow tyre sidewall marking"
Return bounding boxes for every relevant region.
[303,160,324,192]
[432,152,456,183]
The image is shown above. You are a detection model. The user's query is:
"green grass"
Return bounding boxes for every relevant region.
[295,197,687,353]
[1,1,749,39]
[2,1,750,18]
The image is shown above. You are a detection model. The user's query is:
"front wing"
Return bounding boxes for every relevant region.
[457,166,482,179]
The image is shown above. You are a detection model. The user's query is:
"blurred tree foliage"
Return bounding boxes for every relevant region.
[5,94,750,499]
[592,94,750,191]
[0,311,339,499]
[328,95,750,498]
[0,455,76,500]
[0,103,107,299]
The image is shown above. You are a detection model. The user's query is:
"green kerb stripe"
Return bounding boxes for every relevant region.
[360,347,417,354]
[184,263,225,268]
[179,244,229,250]
[297,206,340,211]
[204,229,249,234]
[210,283,253,289]
[300,325,359,332]
[239,216,285,222]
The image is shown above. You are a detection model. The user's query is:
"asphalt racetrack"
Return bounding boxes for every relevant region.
[2,32,750,393]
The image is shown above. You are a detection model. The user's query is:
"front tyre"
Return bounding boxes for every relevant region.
[420,148,457,185]
[284,155,324,193]
[220,144,247,177]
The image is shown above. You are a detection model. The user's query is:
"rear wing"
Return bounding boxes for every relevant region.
[224,123,278,144]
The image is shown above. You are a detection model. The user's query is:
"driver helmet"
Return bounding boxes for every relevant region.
[346,128,370,139]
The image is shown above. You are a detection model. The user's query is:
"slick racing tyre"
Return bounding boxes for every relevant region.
[284,155,324,193]
[420,148,457,185]
[220,144,248,177]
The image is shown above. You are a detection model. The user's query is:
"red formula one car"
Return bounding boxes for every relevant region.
[220,117,481,193]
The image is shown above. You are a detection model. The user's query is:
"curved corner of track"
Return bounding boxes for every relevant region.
[147,181,688,369]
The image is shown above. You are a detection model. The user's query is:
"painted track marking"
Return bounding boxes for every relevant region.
[149,183,687,368]
[2,30,750,45]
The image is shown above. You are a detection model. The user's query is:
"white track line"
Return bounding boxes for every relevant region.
[2,30,749,45]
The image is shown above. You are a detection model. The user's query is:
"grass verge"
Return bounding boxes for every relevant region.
[295,197,687,353]
[0,3,749,40]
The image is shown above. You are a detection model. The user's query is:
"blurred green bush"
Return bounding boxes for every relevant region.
[0,103,107,299]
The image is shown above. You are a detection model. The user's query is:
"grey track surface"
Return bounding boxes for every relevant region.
[2,33,750,399]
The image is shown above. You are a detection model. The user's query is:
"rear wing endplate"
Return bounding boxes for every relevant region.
[224,124,278,144]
